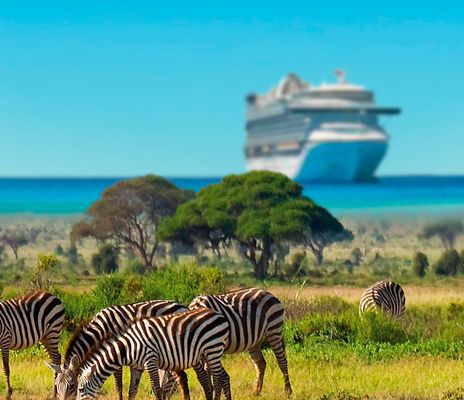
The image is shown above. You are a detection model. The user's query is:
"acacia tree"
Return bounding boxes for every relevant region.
[420,221,464,249]
[0,227,40,260]
[71,175,193,270]
[160,171,351,280]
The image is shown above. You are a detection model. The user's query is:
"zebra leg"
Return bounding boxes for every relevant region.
[205,358,225,400]
[128,368,143,400]
[248,345,266,395]
[145,360,163,400]
[267,333,292,396]
[113,367,124,400]
[221,367,231,400]
[173,371,190,400]
[1,348,12,400]
[193,363,213,400]
[41,337,62,399]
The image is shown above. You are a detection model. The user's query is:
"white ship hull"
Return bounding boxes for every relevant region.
[246,133,388,182]
[244,71,399,182]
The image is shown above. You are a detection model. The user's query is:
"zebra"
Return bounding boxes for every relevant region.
[359,280,406,318]
[0,291,65,399]
[48,300,211,400]
[163,287,292,397]
[76,308,231,400]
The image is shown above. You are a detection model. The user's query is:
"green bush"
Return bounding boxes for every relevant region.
[356,312,407,344]
[92,274,127,308]
[141,262,226,304]
[91,244,119,275]
[53,289,98,331]
[412,251,429,277]
[433,249,461,276]
[282,251,307,277]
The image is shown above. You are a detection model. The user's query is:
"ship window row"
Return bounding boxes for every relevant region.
[248,124,304,135]
[245,143,301,157]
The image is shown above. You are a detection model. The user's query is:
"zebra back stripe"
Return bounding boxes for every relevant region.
[189,287,284,353]
[359,281,406,317]
[77,308,229,399]
[64,300,187,367]
[0,291,64,352]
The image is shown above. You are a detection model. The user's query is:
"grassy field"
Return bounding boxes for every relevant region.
[1,216,464,399]
[4,352,464,400]
[0,284,464,400]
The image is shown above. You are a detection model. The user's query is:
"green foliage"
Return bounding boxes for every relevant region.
[433,249,461,276]
[412,251,429,277]
[91,244,119,275]
[54,244,64,255]
[30,253,61,291]
[71,175,193,268]
[91,274,127,308]
[141,263,226,304]
[160,171,350,280]
[350,248,363,266]
[356,312,407,344]
[125,257,147,275]
[66,243,79,265]
[282,251,307,277]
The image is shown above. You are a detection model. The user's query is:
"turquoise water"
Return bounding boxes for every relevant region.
[0,176,463,216]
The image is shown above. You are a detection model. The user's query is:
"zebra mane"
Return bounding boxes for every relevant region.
[79,331,120,370]
[64,321,115,366]
[64,321,90,363]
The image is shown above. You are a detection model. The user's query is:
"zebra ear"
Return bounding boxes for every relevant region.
[45,361,61,374]
[70,355,80,372]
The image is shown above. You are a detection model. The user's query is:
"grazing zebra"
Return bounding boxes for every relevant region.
[164,288,292,397]
[0,291,65,399]
[76,308,231,400]
[49,300,209,400]
[359,280,406,317]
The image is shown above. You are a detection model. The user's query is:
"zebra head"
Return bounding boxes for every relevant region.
[50,355,80,400]
[76,364,98,400]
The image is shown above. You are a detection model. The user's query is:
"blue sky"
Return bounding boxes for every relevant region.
[0,1,463,177]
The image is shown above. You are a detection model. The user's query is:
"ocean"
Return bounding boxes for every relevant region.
[0,176,463,216]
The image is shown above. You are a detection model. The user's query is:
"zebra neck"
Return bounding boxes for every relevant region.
[64,325,107,368]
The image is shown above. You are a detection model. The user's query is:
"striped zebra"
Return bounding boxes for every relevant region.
[359,280,406,317]
[76,308,231,400]
[165,288,292,397]
[48,300,210,400]
[0,291,65,400]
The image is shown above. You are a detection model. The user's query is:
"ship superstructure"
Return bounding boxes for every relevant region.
[244,70,400,181]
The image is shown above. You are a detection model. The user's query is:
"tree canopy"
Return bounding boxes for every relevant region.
[71,175,193,269]
[159,171,351,280]
[420,220,464,249]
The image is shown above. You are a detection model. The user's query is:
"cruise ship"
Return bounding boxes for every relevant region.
[244,70,400,181]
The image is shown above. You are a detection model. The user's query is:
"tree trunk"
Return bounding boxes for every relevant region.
[255,238,271,281]
[308,240,324,264]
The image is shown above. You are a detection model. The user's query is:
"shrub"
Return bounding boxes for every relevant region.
[125,258,146,275]
[412,251,429,277]
[92,274,127,308]
[53,289,98,331]
[30,253,60,291]
[91,244,119,275]
[54,244,64,256]
[141,263,226,304]
[433,249,461,276]
[350,248,363,266]
[356,312,407,344]
[66,243,79,265]
[282,251,307,277]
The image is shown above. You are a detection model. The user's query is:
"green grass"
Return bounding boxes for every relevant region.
[3,351,464,399]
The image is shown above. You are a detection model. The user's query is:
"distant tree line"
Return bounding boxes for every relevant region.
[71,172,353,280]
